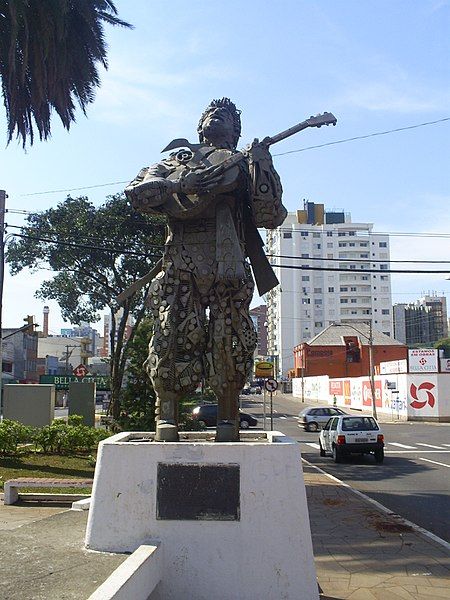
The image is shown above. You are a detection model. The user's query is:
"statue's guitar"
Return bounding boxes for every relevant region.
[118,112,337,303]
[158,112,337,219]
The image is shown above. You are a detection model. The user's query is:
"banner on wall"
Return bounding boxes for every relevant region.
[362,380,383,408]
[329,380,343,395]
[440,358,450,373]
[408,349,438,373]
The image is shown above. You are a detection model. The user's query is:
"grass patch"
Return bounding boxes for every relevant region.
[0,452,95,493]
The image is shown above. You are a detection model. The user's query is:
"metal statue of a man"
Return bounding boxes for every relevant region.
[125,98,287,441]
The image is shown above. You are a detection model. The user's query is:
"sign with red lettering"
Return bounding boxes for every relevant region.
[362,380,382,408]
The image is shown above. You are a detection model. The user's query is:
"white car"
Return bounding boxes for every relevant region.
[319,415,385,463]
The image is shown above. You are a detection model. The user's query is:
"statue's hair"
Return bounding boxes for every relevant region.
[197,98,241,146]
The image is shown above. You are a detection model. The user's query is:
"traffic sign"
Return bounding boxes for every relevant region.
[73,364,89,377]
[265,378,278,393]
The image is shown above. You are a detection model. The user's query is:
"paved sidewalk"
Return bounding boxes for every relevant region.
[1,463,449,599]
[304,463,450,599]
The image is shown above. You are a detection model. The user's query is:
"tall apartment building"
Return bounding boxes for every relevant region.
[249,305,268,356]
[393,294,448,345]
[266,202,393,376]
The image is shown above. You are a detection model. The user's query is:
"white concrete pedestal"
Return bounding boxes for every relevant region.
[85,431,318,600]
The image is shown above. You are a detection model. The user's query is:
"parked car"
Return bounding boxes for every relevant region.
[319,415,384,463]
[298,406,348,431]
[192,404,258,429]
[250,386,262,395]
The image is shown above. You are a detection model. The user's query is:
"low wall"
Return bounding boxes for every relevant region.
[292,373,450,421]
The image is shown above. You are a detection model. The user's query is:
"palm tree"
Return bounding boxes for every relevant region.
[0,0,132,146]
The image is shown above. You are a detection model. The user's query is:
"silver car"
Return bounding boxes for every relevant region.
[298,406,347,432]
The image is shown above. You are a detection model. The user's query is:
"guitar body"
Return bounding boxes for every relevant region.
[163,147,242,220]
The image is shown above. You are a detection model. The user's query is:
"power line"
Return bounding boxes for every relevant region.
[270,263,450,275]
[268,253,450,265]
[9,232,163,259]
[273,116,450,157]
[12,116,450,197]
[7,232,450,275]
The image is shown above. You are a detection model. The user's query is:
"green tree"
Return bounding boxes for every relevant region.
[118,316,156,431]
[0,0,132,146]
[7,194,166,418]
[435,337,450,358]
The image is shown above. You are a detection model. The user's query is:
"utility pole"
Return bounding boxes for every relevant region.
[368,320,378,420]
[0,190,6,415]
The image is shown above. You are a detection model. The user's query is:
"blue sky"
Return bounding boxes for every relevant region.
[1,0,449,333]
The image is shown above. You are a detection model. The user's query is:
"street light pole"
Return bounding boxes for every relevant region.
[367,321,377,420]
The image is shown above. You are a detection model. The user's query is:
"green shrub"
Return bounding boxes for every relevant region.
[0,420,35,455]
[67,414,85,426]
[34,420,111,454]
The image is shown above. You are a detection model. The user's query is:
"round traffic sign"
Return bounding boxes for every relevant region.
[265,378,278,393]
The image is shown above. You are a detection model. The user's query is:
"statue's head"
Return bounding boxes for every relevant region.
[197,98,241,149]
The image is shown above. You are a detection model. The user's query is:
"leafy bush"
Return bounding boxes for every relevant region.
[0,420,35,455]
[67,414,85,426]
[34,420,110,454]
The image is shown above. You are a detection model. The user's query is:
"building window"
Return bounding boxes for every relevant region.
[360,253,369,258]
[302,276,310,281]
[300,231,309,236]
[301,253,309,258]
[327,231,333,237]
[349,265,356,270]
[283,232,292,238]
[349,242,355,247]
[350,287,356,291]
[360,242,368,247]
[340,286,348,292]
[314,299,322,305]
[362,309,371,315]
[339,242,347,247]
[328,287,334,292]
[382,309,390,315]
[313,232,321,238]
[380,275,388,281]
[350,299,357,303]
[302,298,310,304]
[380,264,388,270]
[348,231,356,236]
[344,336,360,362]
[379,241,387,247]
[314,321,323,328]
[314,287,322,293]
[327,243,333,248]
[340,299,348,304]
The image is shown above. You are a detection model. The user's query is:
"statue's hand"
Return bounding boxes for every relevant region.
[177,168,223,195]
[126,179,175,211]
[244,138,273,162]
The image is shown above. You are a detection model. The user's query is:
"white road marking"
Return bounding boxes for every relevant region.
[279,416,287,420]
[419,457,450,468]
[388,442,416,449]
[385,450,450,454]
[305,442,320,449]
[416,443,445,450]
[442,444,450,447]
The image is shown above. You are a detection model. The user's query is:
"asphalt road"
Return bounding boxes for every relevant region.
[241,392,450,544]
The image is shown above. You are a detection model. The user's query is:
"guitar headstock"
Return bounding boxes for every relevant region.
[306,112,337,128]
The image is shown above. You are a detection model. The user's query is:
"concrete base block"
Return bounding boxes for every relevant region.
[85,431,318,600]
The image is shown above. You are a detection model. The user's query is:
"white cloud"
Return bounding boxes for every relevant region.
[336,80,450,113]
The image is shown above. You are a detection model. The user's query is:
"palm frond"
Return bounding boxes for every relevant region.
[0,0,133,147]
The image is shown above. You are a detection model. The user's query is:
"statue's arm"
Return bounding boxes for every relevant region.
[125,162,178,213]
[246,140,287,229]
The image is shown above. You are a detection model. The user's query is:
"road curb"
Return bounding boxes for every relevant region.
[302,457,450,552]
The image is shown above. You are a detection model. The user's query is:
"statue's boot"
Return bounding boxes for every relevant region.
[215,389,240,442]
[155,393,179,442]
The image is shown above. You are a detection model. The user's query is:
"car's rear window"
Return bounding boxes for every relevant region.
[341,417,379,431]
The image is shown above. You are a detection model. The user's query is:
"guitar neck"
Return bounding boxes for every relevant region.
[266,120,311,146]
